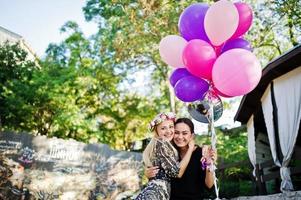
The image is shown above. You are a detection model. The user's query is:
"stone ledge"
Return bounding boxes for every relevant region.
[231,191,301,200]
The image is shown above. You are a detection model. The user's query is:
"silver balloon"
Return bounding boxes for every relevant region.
[188,91,223,123]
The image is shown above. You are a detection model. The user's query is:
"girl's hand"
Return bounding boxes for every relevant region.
[188,138,195,150]
[144,166,159,179]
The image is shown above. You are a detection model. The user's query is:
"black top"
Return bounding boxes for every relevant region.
[170,146,206,200]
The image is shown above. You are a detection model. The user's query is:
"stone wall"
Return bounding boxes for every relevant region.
[0,132,143,200]
[231,191,301,200]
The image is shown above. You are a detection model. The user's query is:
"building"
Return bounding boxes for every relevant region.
[0,25,39,65]
[235,44,301,194]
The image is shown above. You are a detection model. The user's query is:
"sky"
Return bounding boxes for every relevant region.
[0,0,98,57]
[0,0,241,134]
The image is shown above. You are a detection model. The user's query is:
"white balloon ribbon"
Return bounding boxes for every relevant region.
[207,103,220,200]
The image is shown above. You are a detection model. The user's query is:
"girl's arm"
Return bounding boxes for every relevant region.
[144,166,159,179]
[158,139,194,178]
[177,140,194,177]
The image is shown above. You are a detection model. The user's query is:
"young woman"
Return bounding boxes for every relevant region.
[146,118,217,200]
[135,113,195,200]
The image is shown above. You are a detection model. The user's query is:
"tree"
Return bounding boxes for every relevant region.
[245,0,300,65]
[41,21,122,141]
[0,42,39,131]
[42,21,157,148]
[270,0,301,46]
[2,0,300,150]
[0,21,157,149]
[82,0,213,113]
[82,0,301,111]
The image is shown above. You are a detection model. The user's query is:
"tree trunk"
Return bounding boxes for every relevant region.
[167,78,176,113]
[288,18,298,46]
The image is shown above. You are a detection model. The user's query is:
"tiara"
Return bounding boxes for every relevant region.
[148,112,176,132]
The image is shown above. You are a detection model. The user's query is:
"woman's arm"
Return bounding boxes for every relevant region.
[205,169,214,188]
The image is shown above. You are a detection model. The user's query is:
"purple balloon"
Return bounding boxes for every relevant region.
[221,38,252,53]
[169,68,191,87]
[178,3,210,42]
[174,76,209,102]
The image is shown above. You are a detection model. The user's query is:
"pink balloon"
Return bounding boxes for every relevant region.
[159,35,187,68]
[212,86,232,98]
[231,2,253,39]
[182,39,216,80]
[214,45,222,56]
[204,0,239,46]
[212,49,262,96]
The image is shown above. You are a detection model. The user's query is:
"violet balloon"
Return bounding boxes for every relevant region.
[212,49,262,97]
[178,3,210,42]
[174,76,209,102]
[231,2,253,39]
[169,68,191,87]
[221,38,252,53]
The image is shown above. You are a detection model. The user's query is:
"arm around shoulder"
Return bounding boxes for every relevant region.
[177,140,195,178]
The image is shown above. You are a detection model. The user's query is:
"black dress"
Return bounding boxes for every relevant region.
[170,146,206,200]
[135,138,180,200]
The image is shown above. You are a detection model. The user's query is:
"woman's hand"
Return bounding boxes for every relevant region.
[202,145,217,188]
[210,148,217,164]
[144,166,159,179]
[201,145,217,169]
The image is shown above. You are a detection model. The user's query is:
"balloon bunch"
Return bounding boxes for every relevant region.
[159,2,261,198]
[159,0,261,109]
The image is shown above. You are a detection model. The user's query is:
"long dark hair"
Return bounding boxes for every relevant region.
[175,118,194,133]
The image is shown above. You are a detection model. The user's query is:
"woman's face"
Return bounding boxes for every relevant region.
[173,122,193,148]
[155,119,174,141]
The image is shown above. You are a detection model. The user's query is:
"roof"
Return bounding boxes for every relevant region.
[235,44,301,124]
[0,25,40,67]
[0,26,23,40]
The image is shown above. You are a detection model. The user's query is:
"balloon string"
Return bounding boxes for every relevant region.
[207,103,220,200]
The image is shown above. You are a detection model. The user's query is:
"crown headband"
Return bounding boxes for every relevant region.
[148,112,176,132]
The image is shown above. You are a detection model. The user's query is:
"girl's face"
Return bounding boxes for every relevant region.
[155,119,174,141]
[174,122,193,148]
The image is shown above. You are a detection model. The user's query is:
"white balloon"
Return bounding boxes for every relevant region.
[204,0,239,46]
[159,35,187,68]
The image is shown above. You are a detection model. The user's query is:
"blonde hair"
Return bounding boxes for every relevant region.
[143,137,156,167]
[143,130,178,167]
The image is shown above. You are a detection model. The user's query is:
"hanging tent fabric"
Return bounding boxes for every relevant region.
[247,115,256,177]
[235,44,301,193]
[273,67,301,191]
[261,84,281,167]
[260,67,301,191]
